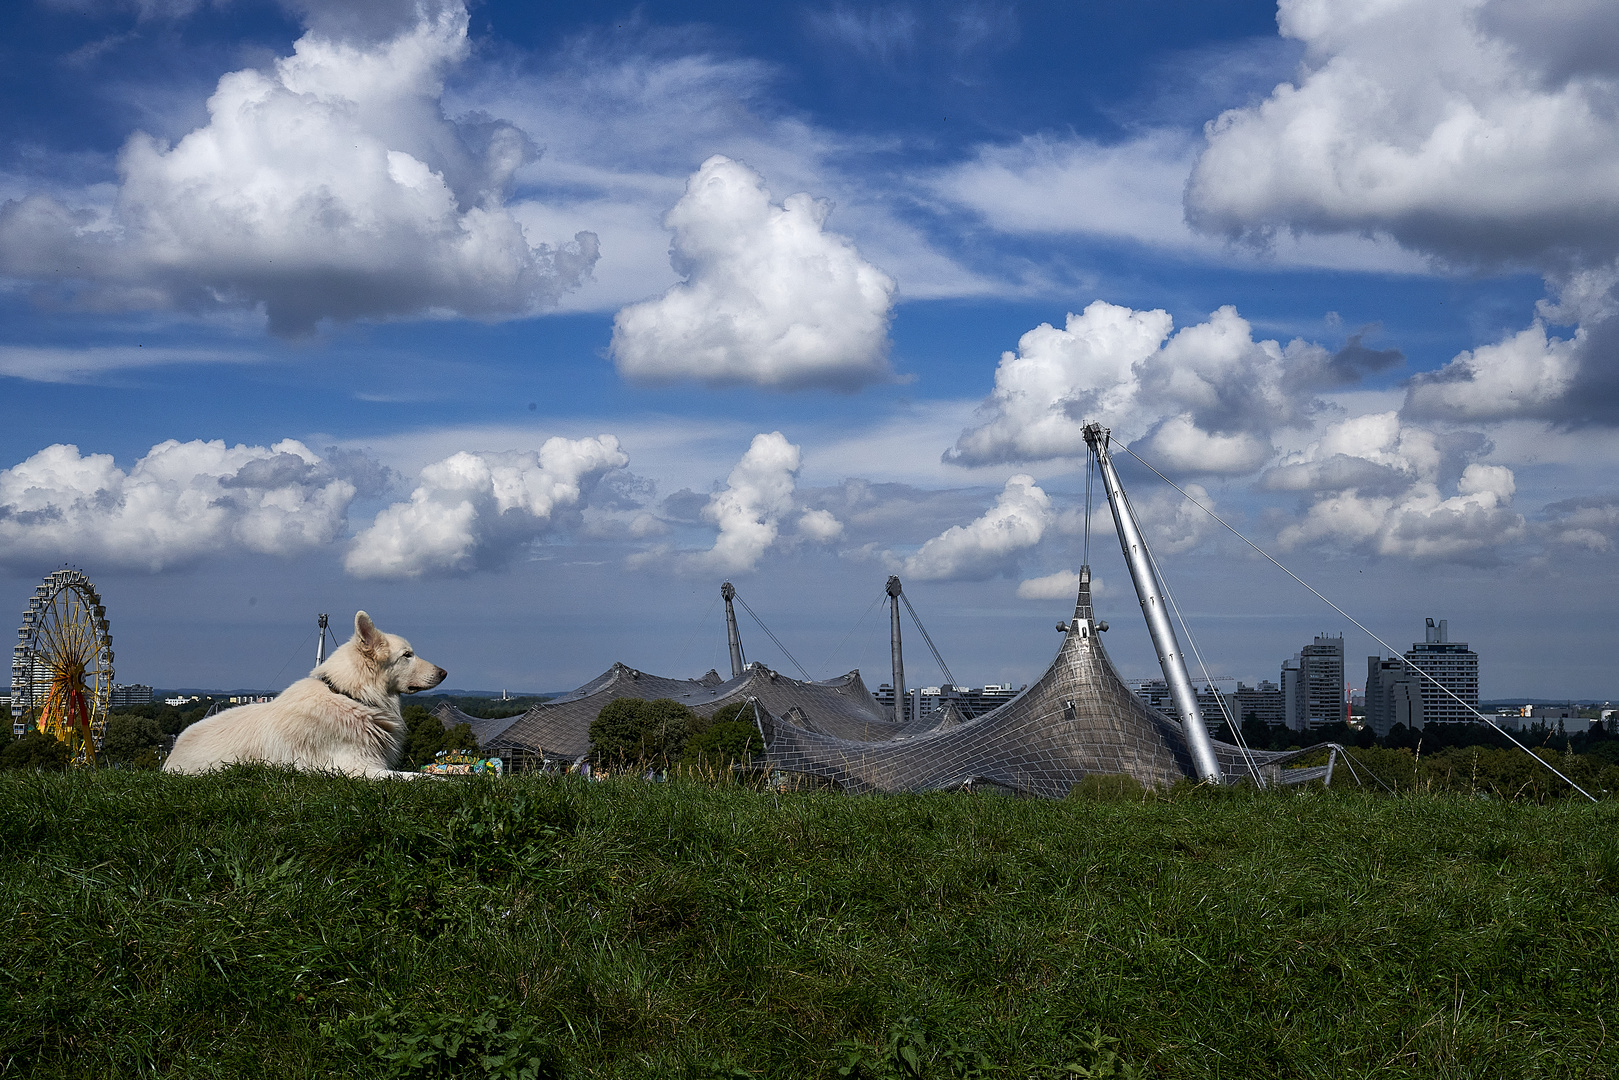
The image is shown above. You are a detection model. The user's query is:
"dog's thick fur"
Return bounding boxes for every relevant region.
[163,611,447,778]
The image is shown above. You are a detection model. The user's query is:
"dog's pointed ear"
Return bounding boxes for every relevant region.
[354,611,386,656]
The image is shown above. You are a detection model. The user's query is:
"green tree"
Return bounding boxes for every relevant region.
[418,695,551,720]
[1239,713,1271,749]
[589,699,646,765]
[1386,723,1420,751]
[683,703,763,767]
[588,698,693,768]
[1,730,72,771]
[703,701,747,731]
[102,714,165,769]
[401,705,480,769]
[110,701,195,737]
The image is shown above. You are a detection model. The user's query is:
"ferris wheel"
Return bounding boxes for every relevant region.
[11,569,114,765]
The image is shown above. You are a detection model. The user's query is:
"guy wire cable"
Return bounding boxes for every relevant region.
[1083,448,1095,567]
[670,589,720,678]
[900,593,957,687]
[1137,517,1266,786]
[1335,747,1398,794]
[1117,442,1598,803]
[820,591,883,678]
[732,591,814,681]
[269,630,316,688]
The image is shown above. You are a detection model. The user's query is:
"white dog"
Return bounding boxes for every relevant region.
[163,611,448,778]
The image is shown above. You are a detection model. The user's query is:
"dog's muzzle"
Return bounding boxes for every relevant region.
[406,666,448,694]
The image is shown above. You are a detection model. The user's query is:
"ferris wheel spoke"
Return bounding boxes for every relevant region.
[41,608,73,664]
[60,599,88,660]
[35,606,62,657]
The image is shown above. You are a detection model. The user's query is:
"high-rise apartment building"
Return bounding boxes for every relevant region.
[1364,657,1417,737]
[110,683,153,708]
[1282,634,1346,730]
[875,682,1023,722]
[1129,680,1233,727]
[1366,618,1480,732]
[1234,680,1284,727]
[1281,657,1301,730]
[1403,618,1478,726]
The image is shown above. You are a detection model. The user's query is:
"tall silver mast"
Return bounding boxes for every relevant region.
[315,613,329,666]
[720,583,745,678]
[1082,424,1222,783]
[886,575,907,725]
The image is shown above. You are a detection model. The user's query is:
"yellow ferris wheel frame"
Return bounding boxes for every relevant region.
[11,569,114,766]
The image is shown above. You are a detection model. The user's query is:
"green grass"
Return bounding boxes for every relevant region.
[1,770,1617,1078]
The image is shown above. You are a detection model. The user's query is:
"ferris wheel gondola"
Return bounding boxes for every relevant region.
[11,569,114,765]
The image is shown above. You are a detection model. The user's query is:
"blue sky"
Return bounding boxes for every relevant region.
[3,0,1617,699]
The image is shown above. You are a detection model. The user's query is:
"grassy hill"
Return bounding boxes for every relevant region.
[1,770,1615,1078]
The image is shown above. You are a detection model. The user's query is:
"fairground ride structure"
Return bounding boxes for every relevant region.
[11,568,114,765]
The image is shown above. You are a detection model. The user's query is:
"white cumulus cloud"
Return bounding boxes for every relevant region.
[609,155,897,390]
[1016,569,1103,601]
[0,3,597,336]
[935,131,1201,249]
[1540,494,1619,552]
[1265,412,1429,494]
[900,474,1052,581]
[797,507,845,542]
[1131,483,1219,556]
[346,435,628,579]
[689,432,803,573]
[1278,463,1524,560]
[0,439,357,571]
[1186,0,1619,269]
[1186,0,1619,426]
[1269,413,1525,560]
[946,300,1332,473]
[1404,320,1583,421]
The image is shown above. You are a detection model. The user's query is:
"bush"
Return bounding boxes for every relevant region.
[0,729,72,771]
[588,697,693,768]
[684,718,763,767]
[693,701,746,738]
[101,714,166,768]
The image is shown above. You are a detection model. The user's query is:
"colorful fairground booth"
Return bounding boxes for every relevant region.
[419,749,504,776]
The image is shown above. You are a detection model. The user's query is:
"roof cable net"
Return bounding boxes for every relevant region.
[452,567,1332,795]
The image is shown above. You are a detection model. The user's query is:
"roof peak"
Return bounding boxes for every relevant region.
[1073,564,1093,624]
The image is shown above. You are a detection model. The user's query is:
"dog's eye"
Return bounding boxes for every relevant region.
[402,651,413,658]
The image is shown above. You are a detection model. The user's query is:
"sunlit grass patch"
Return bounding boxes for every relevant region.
[0,769,1615,1077]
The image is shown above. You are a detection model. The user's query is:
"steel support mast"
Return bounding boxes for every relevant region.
[1083,424,1222,783]
[886,576,907,725]
[720,583,745,678]
[316,613,329,666]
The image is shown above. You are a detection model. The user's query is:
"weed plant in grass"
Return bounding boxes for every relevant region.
[0,769,1616,1078]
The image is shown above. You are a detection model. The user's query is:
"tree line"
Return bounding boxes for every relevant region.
[587,698,763,772]
[1213,714,1619,800]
